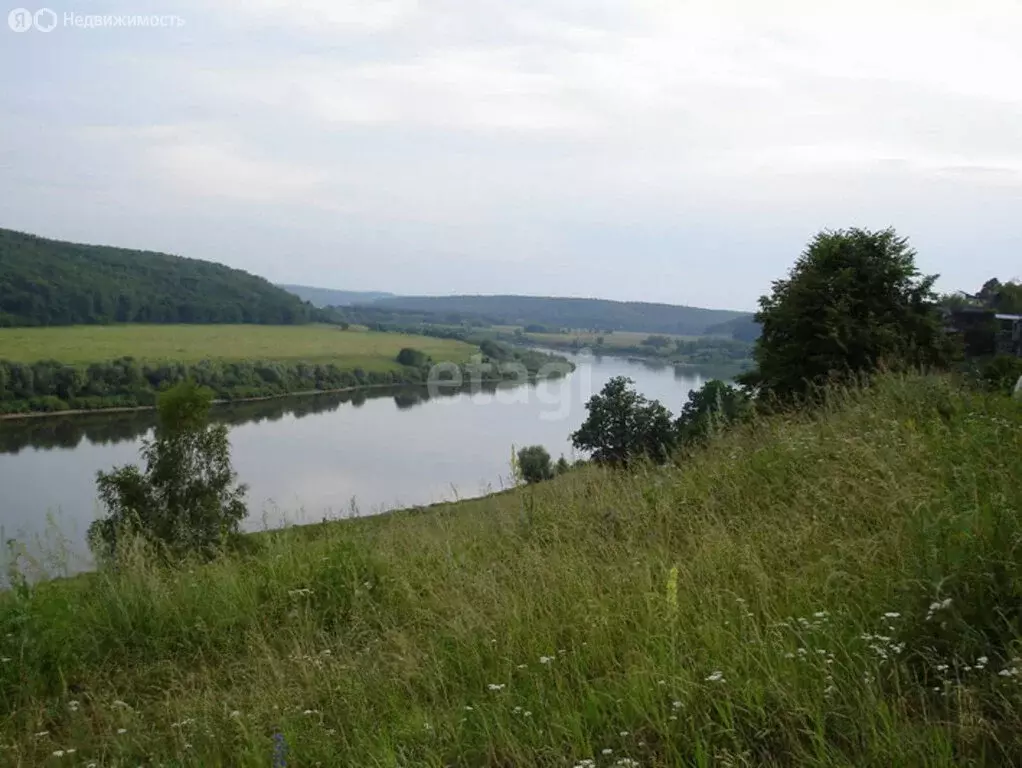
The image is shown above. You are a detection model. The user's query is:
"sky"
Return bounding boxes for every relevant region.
[1,0,1020,311]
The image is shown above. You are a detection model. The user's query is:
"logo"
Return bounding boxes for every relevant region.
[34,7,55,30]
[7,7,33,31]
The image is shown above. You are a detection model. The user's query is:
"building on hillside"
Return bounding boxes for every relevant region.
[943,308,1022,358]
[994,314,1022,357]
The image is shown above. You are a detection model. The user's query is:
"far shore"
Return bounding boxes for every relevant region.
[0,371,569,422]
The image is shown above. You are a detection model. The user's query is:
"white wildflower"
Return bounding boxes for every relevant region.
[539,656,554,664]
[117,728,127,734]
[883,612,901,619]
[487,683,506,691]
[602,748,613,755]
[52,750,65,758]
[672,700,682,709]
[705,670,726,683]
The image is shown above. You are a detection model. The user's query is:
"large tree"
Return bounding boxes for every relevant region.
[571,376,676,466]
[746,228,950,402]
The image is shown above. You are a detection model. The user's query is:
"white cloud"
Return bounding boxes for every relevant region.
[2,0,1021,303]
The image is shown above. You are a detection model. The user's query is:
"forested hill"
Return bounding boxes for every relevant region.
[0,228,316,327]
[366,294,750,335]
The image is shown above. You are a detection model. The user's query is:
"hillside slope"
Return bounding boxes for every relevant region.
[0,228,316,326]
[367,294,750,335]
[5,374,1021,764]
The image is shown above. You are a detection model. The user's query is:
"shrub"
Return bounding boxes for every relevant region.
[675,380,754,445]
[396,348,429,367]
[517,445,554,484]
[88,381,248,562]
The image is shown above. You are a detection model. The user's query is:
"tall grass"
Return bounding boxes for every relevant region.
[2,374,1021,766]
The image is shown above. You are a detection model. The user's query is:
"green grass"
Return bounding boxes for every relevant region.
[496,328,701,348]
[0,325,476,370]
[3,374,1022,765]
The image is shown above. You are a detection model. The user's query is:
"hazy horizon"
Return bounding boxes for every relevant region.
[3,1,1020,312]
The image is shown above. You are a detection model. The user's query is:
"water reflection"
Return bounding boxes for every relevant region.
[0,380,531,455]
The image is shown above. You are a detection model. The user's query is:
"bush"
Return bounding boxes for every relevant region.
[976,355,1022,395]
[88,381,248,562]
[396,348,429,367]
[517,445,554,484]
[676,380,754,445]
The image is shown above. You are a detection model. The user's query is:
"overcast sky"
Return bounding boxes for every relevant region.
[1,1,1020,310]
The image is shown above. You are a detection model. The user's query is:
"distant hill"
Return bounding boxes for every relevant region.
[365,295,750,335]
[704,314,761,342]
[279,284,396,308]
[0,228,317,327]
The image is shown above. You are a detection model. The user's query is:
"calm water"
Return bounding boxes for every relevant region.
[0,352,713,574]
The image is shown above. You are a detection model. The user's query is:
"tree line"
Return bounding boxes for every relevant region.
[0,343,571,414]
[518,227,1022,479]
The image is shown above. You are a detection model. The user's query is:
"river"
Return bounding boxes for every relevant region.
[0,352,715,576]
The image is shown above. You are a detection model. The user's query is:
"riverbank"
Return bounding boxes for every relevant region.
[481,326,755,371]
[0,369,569,422]
[0,326,571,416]
[3,373,1021,765]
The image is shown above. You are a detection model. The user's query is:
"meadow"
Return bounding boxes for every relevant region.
[494,328,701,349]
[0,325,477,370]
[3,373,1021,766]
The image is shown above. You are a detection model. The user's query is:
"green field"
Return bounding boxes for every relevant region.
[4,373,1022,764]
[0,324,476,370]
[522,329,700,348]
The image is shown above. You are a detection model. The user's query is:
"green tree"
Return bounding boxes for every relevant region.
[396,348,428,367]
[517,445,554,484]
[88,381,247,561]
[641,335,672,349]
[746,228,950,402]
[571,376,676,466]
[555,455,570,475]
[676,380,753,445]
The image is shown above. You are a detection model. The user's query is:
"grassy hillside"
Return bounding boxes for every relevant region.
[367,294,750,335]
[279,284,396,308]
[4,374,1022,765]
[0,324,475,368]
[0,228,317,327]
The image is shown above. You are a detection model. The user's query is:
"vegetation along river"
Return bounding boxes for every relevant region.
[0,352,719,575]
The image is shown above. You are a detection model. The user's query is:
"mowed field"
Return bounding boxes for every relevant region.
[0,325,477,370]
